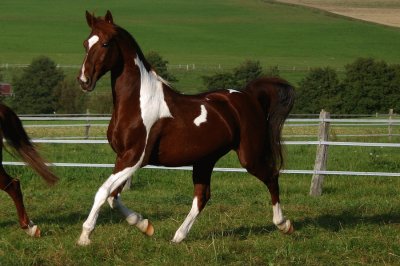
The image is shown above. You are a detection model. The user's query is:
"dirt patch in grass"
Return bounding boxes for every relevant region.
[276,0,400,28]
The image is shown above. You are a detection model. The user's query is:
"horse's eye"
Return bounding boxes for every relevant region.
[102,43,109,47]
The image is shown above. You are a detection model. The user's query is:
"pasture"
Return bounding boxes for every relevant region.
[0,120,399,265]
[1,0,400,92]
[1,1,400,264]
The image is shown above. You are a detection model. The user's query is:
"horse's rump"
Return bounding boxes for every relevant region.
[243,77,295,169]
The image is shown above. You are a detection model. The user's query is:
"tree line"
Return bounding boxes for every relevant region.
[1,55,399,114]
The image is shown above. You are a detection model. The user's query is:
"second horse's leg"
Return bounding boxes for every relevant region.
[0,170,40,237]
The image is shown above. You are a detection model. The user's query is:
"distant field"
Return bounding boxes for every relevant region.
[277,0,400,27]
[1,0,400,92]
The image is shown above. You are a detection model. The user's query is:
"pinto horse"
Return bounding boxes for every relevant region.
[0,103,58,236]
[77,11,295,246]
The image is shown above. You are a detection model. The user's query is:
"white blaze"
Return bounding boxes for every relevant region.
[80,35,100,83]
[194,105,207,126]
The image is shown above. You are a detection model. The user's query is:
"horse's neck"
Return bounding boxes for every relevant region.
[111,55,173,128]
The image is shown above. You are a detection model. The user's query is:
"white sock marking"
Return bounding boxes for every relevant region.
[272,203,285,225]
[172,197,200,243]
[194,105,207,126]
[79,35,100,83]
[78,163,142,245]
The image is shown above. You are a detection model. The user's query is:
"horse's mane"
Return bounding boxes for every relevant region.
[94,17,177,91]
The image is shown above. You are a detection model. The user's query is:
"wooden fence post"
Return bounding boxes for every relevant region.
[310,109,330,196]
[84,109,91,139]
[388,109,393,141]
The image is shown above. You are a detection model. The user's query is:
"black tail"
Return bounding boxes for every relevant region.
[0,104,58,185]
[244,77,295,170]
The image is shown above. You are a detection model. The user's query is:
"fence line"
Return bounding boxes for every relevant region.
[3,110,399,196]
[4,162,400,177]
[24,138,400,148]
[0,63,345,72]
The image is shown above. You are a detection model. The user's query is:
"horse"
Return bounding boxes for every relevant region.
[76,10,295,246]
[0,103,58,237]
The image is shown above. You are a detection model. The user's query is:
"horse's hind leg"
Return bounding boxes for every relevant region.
[0,169,40,237]
[172,160,214,243]
[237,150,293,234]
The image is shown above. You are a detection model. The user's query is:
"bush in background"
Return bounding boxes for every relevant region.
[10,56,64,114]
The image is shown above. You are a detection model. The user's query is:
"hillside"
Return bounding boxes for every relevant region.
[1,0,400,92]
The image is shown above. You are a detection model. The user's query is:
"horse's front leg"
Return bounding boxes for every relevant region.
[77,150,144,246]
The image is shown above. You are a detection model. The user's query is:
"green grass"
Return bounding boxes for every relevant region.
[1,0,400,92]
[0,163,399,265]
[1,122,400,264]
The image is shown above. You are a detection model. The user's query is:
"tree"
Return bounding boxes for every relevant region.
[342,58,396,114]
[53,77,87,113]
[11,56,64,114]
[265,65,280,78]
[87,92,113,114]
[202,72,236,91]
[145,51,177,82]
[232,60,263,88]
[203,59,263,91]
[295,67,342,113]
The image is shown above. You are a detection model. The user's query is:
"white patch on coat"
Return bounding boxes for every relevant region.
[172,197,200,243]
[228,89,241,94]
[79,35,100,83]
[194,105,207,126]
[134,56,173,134]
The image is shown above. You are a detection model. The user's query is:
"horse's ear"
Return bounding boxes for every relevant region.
[86,11,95,28]
[105,10,114,24]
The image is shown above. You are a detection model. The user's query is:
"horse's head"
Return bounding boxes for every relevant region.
[78,11,120,92]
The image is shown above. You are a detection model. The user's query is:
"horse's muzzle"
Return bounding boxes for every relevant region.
[77,76,94,92]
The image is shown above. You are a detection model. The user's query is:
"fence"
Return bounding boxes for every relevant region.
[3,110,400,195]
[0,63,345,73]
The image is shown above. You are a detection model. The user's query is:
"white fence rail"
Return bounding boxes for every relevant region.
[3,111,400,195]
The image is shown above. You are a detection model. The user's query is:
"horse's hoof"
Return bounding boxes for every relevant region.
[282,220,294,234]
[24,223,40,237]
[145,221,154,236]
[34,227,41,237]
[77,237,91,246]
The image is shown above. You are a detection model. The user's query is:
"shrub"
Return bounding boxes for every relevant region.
[10,56,65,114]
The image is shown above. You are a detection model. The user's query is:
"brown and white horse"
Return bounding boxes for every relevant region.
[77,11,295,245]
[0,103,58,236]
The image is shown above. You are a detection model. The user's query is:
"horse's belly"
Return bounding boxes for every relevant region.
[153,124,234,166]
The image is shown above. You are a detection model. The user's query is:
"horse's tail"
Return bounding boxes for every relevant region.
[0,104,58,185]
[244,77,295,170]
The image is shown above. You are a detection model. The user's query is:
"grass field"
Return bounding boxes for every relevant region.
[1,1,400,264]
[1,0,400,92]
[0,123,400,265]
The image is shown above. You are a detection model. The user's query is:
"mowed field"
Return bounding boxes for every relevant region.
[1,0,400,92]
[276,0,400,28]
